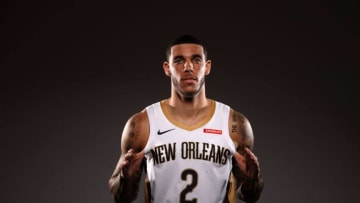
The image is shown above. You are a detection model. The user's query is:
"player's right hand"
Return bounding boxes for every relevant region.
[120,149,145,179]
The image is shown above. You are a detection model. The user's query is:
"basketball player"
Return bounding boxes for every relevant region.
[108,35,264,203]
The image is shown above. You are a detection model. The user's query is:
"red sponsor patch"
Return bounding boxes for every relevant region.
[203,128,222,135]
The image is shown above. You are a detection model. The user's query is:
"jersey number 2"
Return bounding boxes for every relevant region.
[180,169,198,203]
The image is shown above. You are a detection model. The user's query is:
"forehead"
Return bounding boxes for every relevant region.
[170,43,204,57]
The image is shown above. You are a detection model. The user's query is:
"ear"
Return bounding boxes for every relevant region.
[205,60,211,75]
[163,61,171,76]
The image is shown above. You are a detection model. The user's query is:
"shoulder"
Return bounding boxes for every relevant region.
[121,109,150,153]
[228,108,254,151]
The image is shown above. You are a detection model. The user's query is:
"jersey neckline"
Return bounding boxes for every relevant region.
[160,99,216,131]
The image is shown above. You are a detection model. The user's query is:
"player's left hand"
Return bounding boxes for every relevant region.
[233,147,260,180]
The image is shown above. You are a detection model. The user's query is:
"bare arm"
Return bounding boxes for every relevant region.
[229,109,264,203]
[108,110,149,203]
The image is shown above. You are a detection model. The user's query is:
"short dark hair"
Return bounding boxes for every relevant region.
[166,34,208,61]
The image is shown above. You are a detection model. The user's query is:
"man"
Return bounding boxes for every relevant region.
[108,34,264,203]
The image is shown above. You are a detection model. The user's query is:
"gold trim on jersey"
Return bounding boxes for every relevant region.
[160,99,216,131]
[227,172,237,203]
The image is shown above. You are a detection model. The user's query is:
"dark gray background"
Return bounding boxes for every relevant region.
[1,0,359,202]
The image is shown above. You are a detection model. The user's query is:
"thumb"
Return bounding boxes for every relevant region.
[131,150,145,169]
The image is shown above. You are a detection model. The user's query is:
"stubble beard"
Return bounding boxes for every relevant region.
[171,76,206,102]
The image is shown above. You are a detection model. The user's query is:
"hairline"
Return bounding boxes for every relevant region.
[166,43,208,61]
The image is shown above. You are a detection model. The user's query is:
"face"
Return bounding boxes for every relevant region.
[163,43,211,98]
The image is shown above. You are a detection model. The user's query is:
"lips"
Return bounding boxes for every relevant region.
[181,76,197,81]
[181,78,197,84]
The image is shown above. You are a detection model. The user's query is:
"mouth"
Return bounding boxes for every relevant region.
[181,77,197,83]
[181,75,197,81]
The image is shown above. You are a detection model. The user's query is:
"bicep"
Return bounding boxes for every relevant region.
[120,110,149,154]
[229,109,254,151]
[229,109,255,186]
[111,111,149,176]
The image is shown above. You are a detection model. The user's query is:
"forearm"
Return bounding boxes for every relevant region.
[237,176,264,203]
[109,173,141,203]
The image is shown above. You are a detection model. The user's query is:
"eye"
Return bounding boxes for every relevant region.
[192,57,202,64]
[173,57,184,64]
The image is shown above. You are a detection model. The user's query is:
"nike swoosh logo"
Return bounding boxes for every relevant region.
[157,128,175,135]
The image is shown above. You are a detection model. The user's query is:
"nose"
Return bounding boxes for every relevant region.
[183,60,194,72]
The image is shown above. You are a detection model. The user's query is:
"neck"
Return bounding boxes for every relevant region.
[167,88,210,118]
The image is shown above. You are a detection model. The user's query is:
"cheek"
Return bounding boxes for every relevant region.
[169,67,181,77]
[197,67,207,76]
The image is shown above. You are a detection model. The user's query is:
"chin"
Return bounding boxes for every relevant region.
[182,89,200,98]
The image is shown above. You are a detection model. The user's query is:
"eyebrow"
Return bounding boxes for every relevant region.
[172,54,203,60]
[191,54,203,59]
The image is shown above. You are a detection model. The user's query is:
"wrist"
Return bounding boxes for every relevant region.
[240,178,258,194]
[244,175,259,182]
[119,171,129,185]
[238,176,264,202]
[242,178,258,190]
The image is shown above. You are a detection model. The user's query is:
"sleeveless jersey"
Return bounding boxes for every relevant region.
[144,100,236,203]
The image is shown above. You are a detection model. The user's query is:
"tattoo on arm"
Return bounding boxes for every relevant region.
[231,111,252,149]
[231,113,238,133]
[125,114,145,150]
[129,116,143,140]
[232,111,244,137]
[129,121,136,138]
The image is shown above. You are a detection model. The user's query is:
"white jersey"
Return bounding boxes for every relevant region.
[144,100,236,203]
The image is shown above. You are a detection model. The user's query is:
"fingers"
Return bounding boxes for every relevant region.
[120,149,145,179]
[136,150,145,159]
[235,147,257,164]
[234,147,261,180]
[120,149,135,169]
[233,151,245,162]
[244,148,259,165]
[124,149,135,161]
[244,148,260,179]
